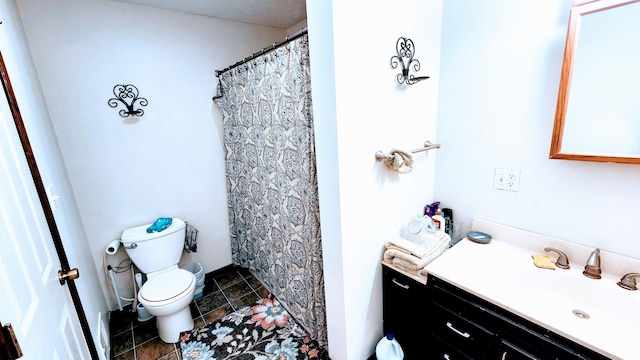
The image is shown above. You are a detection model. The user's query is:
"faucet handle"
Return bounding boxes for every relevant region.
[543,247,570,269]
[617,273,640,290]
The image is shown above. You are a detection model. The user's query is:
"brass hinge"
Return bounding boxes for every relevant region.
[1,322,23,359]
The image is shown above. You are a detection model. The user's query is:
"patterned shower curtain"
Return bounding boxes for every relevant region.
[213,34,327,348]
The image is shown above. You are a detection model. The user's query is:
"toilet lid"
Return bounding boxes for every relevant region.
[139,269,194,302]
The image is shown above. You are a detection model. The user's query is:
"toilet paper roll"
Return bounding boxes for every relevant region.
[106,240,121,255]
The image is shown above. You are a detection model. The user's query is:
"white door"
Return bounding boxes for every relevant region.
[0,100,90,357]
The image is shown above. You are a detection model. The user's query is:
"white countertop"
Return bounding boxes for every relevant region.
[425,218,640,360]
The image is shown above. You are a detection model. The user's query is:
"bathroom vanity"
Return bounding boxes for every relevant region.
[426,275,608,359]
[381,218,639,359]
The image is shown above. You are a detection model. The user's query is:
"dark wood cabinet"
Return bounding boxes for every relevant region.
[381,265,611,359]
[426,275,611,360]
[381,265,430,359]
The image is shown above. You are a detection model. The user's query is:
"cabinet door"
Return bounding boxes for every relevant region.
[382,266,429,359]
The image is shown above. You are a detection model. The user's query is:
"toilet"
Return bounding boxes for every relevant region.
[121,217,196,343]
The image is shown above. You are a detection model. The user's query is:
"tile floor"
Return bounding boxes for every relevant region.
[109,265,271,360]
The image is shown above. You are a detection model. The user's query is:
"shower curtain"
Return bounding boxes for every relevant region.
[213,34,327,348]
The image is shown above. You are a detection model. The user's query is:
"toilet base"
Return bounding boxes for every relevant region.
[155,306,194,343]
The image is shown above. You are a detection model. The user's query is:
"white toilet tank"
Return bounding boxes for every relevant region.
[121,218,186,274]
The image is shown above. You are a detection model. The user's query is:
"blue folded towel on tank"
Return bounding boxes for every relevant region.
[146,217,172,233]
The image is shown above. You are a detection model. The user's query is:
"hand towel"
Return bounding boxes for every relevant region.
[386,231,450,259]
[384,149,414,174]
[383,232,450,277]
[146,217,172,233]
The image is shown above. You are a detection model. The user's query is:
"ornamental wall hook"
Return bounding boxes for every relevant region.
[108,84,148,117]
[390,37,430,85]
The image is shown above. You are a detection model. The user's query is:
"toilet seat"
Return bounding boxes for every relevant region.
[139,269,195,307]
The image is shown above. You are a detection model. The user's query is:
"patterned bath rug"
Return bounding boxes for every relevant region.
[180,295,330,360]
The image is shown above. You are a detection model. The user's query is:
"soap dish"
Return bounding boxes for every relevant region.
[466,231,492,244]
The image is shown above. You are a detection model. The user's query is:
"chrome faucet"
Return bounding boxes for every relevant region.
[583,248,601,279]
[617,273,640,290]
[543,247,570,269]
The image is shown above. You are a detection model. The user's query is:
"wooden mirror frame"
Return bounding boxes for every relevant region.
[549,0,640,164]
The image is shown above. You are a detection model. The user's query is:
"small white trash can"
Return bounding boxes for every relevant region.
[180,262,205,300]
[136,303,153,322]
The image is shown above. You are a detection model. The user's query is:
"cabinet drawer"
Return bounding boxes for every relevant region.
[430,303,496,356]
[431,280,498,330]
[499,317,609,360]
[428,336,474,360]
[499,339,538,360]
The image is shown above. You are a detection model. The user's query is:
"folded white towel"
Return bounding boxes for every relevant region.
[383,232,450,277]
[386,231,449,259]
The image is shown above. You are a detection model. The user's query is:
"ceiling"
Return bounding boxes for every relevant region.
[112,0,307,29]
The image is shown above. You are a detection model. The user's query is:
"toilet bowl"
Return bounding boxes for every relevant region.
[121,218,196,343]
[138,266,195,342]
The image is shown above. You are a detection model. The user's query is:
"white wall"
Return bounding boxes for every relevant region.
[306,1,344,356]
[309,1,443,358]
[1,0,108,356]
[435,0,640,260]
[16,0,288,310]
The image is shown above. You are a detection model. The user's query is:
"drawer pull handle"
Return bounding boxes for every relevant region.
[444,354,451,360]
[391,278,410,290]
[446,321,471,338]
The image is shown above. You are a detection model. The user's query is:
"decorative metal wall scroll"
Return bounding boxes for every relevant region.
[108,84,148,117]
[390,37,430,85]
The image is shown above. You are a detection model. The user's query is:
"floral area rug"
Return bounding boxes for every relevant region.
[180,295,330,360]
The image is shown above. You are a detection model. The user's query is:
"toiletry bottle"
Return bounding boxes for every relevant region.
[442,208,453,236]
[432,209,444,233]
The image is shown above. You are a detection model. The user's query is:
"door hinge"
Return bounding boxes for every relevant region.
[1,322,23,359]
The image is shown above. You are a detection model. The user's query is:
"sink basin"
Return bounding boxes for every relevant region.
[515,267,640,347]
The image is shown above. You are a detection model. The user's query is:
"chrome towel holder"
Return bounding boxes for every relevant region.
[375,141,441,162]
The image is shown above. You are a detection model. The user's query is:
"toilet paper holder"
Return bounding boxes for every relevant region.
[106,240,122,255]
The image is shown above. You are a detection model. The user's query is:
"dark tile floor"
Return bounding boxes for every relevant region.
[109,265,270,360]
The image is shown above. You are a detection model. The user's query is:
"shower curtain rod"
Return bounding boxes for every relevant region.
[214,27,308,78]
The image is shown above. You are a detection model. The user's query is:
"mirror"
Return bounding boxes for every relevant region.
[550,0,640,164]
